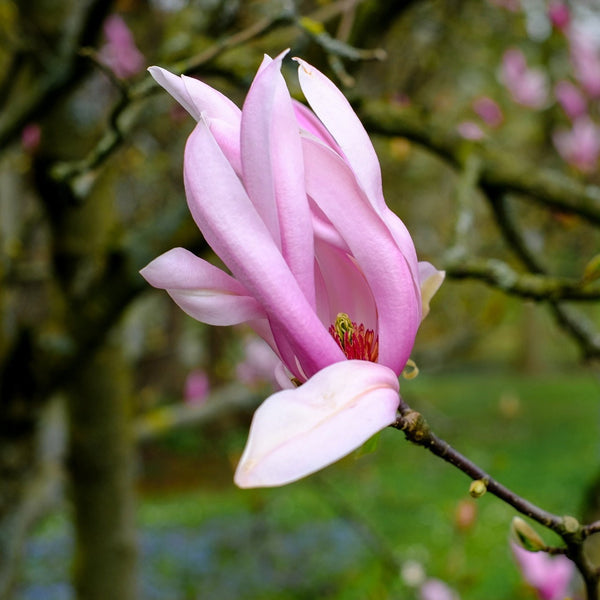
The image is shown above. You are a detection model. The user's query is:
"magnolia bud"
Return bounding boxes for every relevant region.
[511,516,546,552]
[562,515,579,534]
[469,479,487,498]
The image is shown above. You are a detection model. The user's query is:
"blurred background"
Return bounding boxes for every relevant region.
[1,0,600,598]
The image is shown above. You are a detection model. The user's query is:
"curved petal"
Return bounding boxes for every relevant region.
[303,137,420,374]
[140,247,265,325]
[418,261,445,320]
[295,58,385,211]
[184,120,344,377]
[293,100,340,151]
[241,53,315,307]
[148,66,241,123]
[149,66,242,172]
[234,360,400,487]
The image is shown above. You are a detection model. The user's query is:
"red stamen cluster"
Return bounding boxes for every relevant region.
[329,319,379,362]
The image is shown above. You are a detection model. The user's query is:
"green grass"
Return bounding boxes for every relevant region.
[26,371,600,600]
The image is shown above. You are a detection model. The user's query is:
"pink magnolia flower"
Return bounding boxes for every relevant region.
[236,336,280,388]
[98,15,144,79]
[553,116,600,172]
[548,2,570,32]
[457,121,485,140]
[554,80,587,120]
[512,544,574,600]
[184,369,210,405]
[420,578,459,600]
[569,31,600,98]
[141,51,444,488]
[472,96,503,128]
[21,123,41,153]
[501,48,549,109]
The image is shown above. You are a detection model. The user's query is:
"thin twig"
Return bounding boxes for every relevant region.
[391,396,600,597]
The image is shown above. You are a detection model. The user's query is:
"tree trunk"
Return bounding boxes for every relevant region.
[66,342,138,600]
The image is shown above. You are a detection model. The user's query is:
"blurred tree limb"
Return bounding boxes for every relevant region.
[0,0,114,151]
[445,259,600,302]
[360,100,600,225]
[49,0,380,189]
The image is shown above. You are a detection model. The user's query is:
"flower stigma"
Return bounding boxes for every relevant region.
[329,312,379,362]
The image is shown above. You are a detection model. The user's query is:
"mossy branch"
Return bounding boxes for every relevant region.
[445,258,600,301]
[359,100,600,226]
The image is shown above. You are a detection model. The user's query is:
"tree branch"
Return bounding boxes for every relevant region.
[392,396,600,597]
[445,258,600,301]
[359,100,600,226]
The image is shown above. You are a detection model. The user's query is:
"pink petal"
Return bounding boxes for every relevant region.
[234,360,400,487]
[140,247,265,325]
[184,120,343,377]
[148,66,240,123]
[241,52,316,307]
[314,237,377,331]
[293,100,341,150]
[303,137,421,374]
[295,58,385,211]
[148,66,242,172]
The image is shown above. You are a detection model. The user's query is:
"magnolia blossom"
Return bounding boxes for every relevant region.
[472,96,503,128]
[554,80,587,120]
[21,123,41,153]
[99,15,144,79]
[512,544,574,600]
[553,116,600,172]
[457,121,485,140]
[184,369,210,405]
[501,48,548,109]
[419,578,459,600]
[141,51,444,487]
[569,30,600,98]
[548,1,570,32]
[236,336,280,388]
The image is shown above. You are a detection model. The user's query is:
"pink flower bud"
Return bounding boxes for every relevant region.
[569,30,600,98]
[183,369,210,405]
[501,48,548,109]
[512,543,574,600]
[553,116,600,172]
[457,121,485,140]
[21,123,41,153]
[554,80,587,119]
[473,96,504,128]
[98,14,145,79]
[548,2,570,32]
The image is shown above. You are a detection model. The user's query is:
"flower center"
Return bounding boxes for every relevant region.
[329,312,379,362]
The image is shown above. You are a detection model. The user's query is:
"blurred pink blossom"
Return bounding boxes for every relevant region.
[569,31,600,98]
[99,14,145,79]
[554,80,587,120]
[236,336,280,388]
[21,123,41,153]
[553,116,600,172]
[419,578,459,600]
[457,121,485,140]
[548,2,570,32]
[512,544,574,600]
[501,48,548,109]
[472,96,503,128]
[184,369,210,405]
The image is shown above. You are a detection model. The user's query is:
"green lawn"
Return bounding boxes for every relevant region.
[24,370,600,599]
